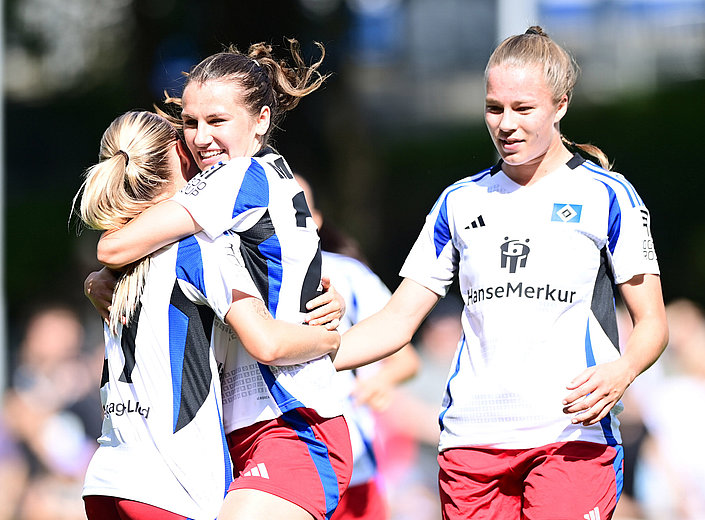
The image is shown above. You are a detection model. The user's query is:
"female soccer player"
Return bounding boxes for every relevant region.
[75,111,341,520]
[334,26,668,520]
[89,41,352,520]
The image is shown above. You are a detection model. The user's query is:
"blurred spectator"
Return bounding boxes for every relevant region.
[613,304,649,520]
[626,298,705,520]
[2,304,103,520]
[0,414,29,520]
[375,294,463,520]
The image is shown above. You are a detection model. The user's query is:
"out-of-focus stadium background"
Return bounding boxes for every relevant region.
[2,1,705,519]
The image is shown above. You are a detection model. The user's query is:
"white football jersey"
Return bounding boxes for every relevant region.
[400,154,659,451]
[83,232,259,520]
[322,251,393,486]
[172,149,342,432]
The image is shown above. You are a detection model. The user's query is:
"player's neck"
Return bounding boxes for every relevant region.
[503,144,573,187]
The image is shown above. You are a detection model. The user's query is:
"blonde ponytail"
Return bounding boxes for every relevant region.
[561,136,612,170]
[73,111,180,333]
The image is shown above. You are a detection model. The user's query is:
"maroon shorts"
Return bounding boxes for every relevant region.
[226,408,353,520]
[438,441,623,520]
[331,480,388,520]
[83,496,186,520]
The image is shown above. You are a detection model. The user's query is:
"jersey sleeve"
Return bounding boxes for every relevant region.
[604,176,660,284]
[178,232,262,321]
[171,158,266,240]
[399,189,459,296]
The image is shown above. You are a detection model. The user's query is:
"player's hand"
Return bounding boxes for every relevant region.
[352,376,395,412]
[562,358,633,426]
[84,267,118,321]
[305,277,345,330]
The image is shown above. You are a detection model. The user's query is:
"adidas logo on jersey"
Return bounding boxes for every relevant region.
[272,157,294,179]
[242,462,269,479]
[640,208,651,237]
[465,215,486,229]
[583,506,601,520]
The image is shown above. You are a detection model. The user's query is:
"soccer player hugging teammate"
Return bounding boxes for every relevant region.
[76,111,342,520]
[83,40,353,520]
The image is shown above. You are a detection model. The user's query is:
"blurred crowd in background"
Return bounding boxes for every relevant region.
[2,291,705,519]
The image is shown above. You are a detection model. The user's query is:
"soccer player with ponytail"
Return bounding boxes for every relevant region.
[85,40,353,520]
[75,110,341,520]
[335,26,668,519]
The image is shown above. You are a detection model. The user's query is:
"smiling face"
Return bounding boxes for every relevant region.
[484,64,570,183]
[181,80,270,170]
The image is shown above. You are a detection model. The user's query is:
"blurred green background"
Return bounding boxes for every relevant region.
[5,0,705,349]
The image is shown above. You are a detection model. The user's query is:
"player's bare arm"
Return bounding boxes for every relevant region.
[225,289,340,366]
[97,200,200,269]
[336,278,439,370]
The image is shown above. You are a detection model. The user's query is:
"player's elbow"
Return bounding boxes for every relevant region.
[251,347,281,365]
[246,335,286,365]
[97,237,130,269]
[253,330,339,366]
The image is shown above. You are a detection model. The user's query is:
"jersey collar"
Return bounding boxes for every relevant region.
[254,145,276,158]
[489,152,586,176]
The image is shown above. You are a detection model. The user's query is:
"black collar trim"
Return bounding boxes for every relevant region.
[489,160,503,176]
[566,153,585,170]
[489,152,585,176]
[254,146,275,158]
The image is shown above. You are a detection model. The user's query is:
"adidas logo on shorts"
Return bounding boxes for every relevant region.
[242,462,269,479]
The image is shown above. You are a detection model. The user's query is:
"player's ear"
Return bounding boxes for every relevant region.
[176,140,199,178]
[554,94,569,123]
[255,106,271,136]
